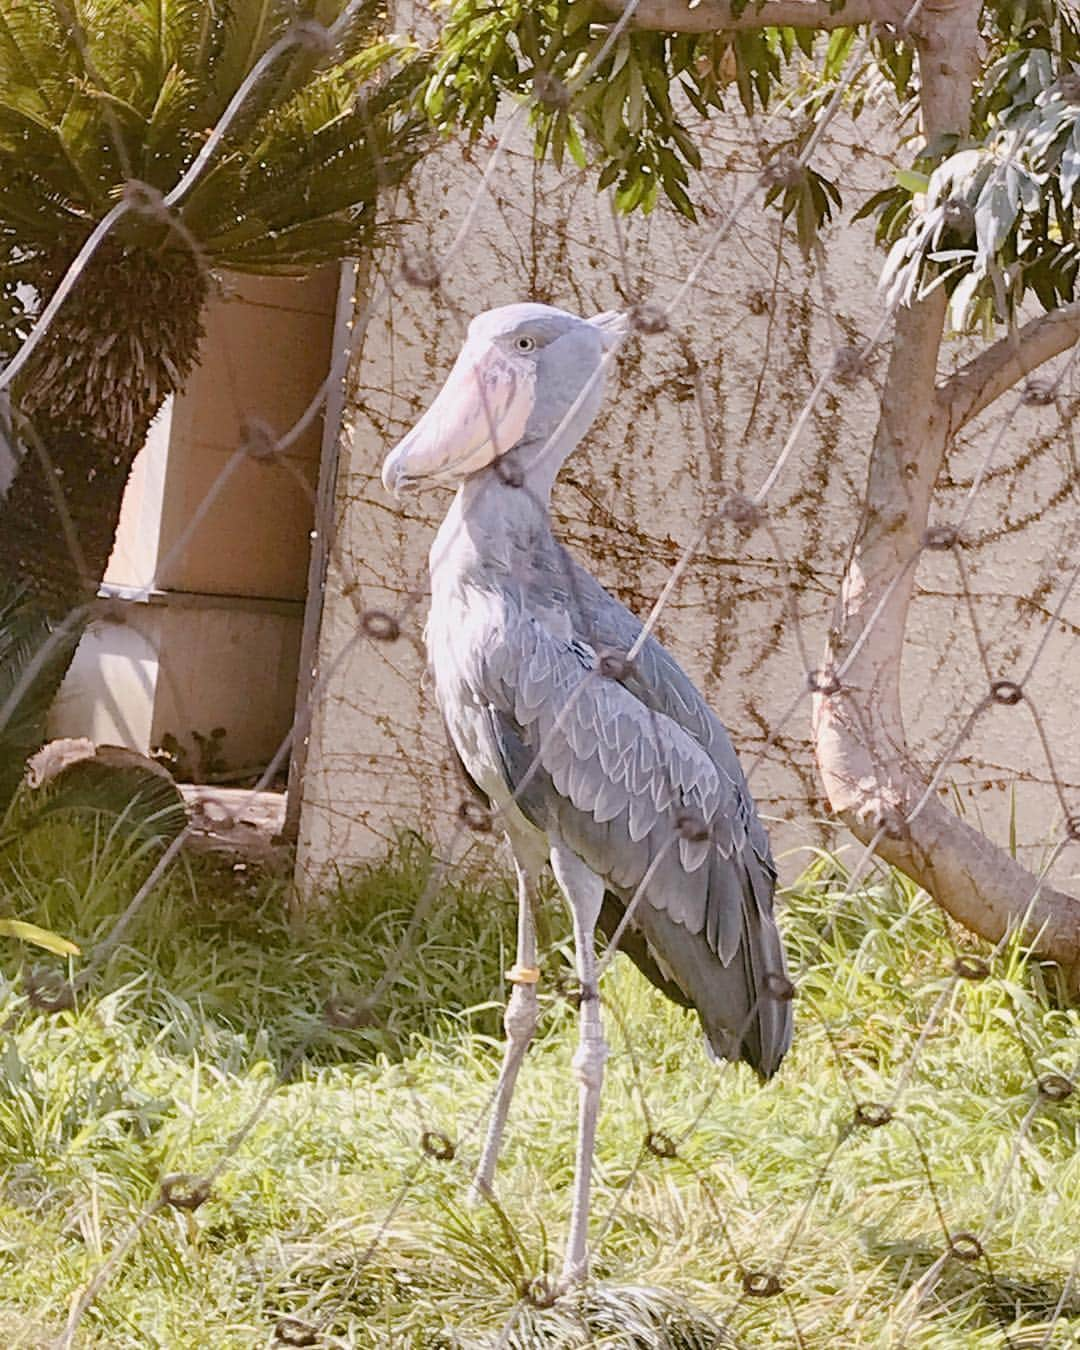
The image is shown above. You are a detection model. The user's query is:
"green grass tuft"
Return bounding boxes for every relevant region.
[0,823,1077,1347]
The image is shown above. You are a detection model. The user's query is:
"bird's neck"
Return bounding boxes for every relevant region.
[430,464,563,594]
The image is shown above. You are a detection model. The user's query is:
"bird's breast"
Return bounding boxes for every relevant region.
[427,580,504,785]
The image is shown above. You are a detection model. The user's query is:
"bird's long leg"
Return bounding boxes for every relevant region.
[550,848,608,1287]
[470,857,540,1201]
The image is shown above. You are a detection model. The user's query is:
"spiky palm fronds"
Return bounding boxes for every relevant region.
[0,0,429,277]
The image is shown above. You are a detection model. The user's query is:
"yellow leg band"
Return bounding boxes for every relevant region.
[507,964,541,985]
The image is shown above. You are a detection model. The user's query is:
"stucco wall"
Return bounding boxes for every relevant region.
[297,111,1079,892]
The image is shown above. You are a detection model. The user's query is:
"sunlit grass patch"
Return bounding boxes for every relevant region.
[0,821,1076,1346]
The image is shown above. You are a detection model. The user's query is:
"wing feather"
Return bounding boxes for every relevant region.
[471,589,790,1078]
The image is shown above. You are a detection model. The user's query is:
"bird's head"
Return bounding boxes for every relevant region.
[381,302,626,499]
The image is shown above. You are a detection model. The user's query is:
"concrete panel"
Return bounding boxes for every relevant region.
[53,270,337,774]
[153,442,319,600]
[49,615,160,750]
[103,398,173,591]
[149,601,303,773]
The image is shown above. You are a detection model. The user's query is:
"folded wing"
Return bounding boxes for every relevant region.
[477,604,792,1078]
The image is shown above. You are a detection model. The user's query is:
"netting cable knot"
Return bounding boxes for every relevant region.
[25,968,76,1013]
[457,799,493,833]
[532,69,570,108]
[494,455,525,488]
[832,345,869,385]
[239,416,279,462]
[990,679,1023,707]
[193,795,236,830]
[871,805,908,841]
[289,18,334,53]
[122,179,166,214]
[160,1173,211,1211]
[645,1130,678,1159]
[597,649,634,680]
[853,1101,894,1129]
[1065,814,1080,842]
[742,1270,782,1297]
[274,1318,320,1347]
[763,970,796,1002]
[627,301,670,335]
[555,972,583,1008]
[948,1231,984,1262]
[713,492,761,533]
[942,199,975,233]
[1059,71,1080,103]
[1021,375,1057,406]
[675,812,710,843]
[806,667,841,697]
[323,996,376,1029]
[1036,1072,1074,1103]
[399,249,441,290]
[93,595,130,626]
[953,954,991,981]
[359,610,401,642]
[922,523,961,550]
[420,1130,456,1162]
[762,154,804,189]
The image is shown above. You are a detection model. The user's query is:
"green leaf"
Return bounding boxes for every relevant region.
[615,170,646,212]
[662,174,696,220]
[853,185,902,222]
[947,269,981,332]
[975,176,1020,258]
[565,116,586,170]
[597,158,620,191]
[626,58,644,135]
[796,184,817,256]
[670,122,702,171]
[824,28,856,82]
[1062,122,1080,205]
[895,168,930,194]
[0,918,80,956]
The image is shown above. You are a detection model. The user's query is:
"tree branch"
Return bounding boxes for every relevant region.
[598,0,884,33]
[938,300,1080,432]
[809,0,1080,973]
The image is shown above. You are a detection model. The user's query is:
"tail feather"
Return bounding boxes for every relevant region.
[602,846,792,1080]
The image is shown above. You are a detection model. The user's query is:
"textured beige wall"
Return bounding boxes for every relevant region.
[297,111,1079,892]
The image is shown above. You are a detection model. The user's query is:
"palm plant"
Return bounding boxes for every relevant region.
[0,0,428,809]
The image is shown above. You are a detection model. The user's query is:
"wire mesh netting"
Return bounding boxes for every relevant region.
[0,1,1078,1347]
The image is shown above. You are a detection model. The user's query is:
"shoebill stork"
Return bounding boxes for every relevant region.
[381,302,792,1284]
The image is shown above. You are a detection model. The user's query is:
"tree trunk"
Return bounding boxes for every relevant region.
[0,239,207,809]
[811,0,1080,966]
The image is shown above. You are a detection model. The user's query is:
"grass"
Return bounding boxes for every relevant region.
[0,816,1077,1348]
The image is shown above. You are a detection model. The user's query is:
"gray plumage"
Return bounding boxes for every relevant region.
[384,302,792,1278]
[432,481,791,1077]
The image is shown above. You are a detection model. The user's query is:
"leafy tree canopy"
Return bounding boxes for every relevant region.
[428,0,1080,332]
[0,0,429,355]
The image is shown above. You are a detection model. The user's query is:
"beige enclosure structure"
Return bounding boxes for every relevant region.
[49,269,342,778]
[295,113,1080,893]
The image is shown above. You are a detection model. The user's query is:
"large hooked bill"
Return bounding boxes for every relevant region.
[381,339,537,498]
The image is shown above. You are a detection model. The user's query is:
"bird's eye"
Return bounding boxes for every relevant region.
[513,335,536,353]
